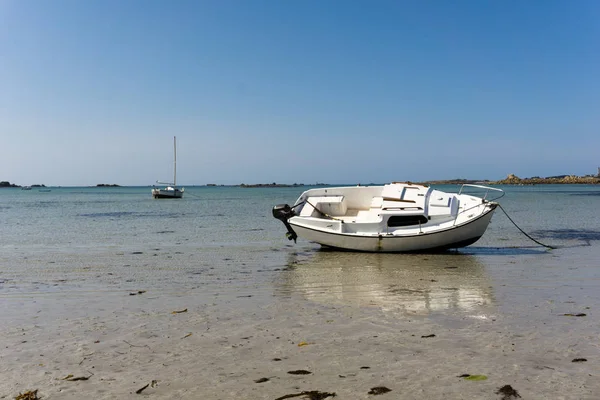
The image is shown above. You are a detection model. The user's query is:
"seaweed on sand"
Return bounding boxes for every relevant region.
[14,390,39,400]
[368,386,392,395]
[495,385,521,399]
[274,391,336,400]
[287,370,312,375]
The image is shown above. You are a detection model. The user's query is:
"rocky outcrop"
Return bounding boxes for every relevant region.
[0,181,19,188]
[493,174,600,185]
[494,174,523,184]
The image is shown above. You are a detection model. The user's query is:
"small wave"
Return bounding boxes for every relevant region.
[530,229,600,243]
[569,192,600,197]
[459,246,549,255]
[78,211,181,218]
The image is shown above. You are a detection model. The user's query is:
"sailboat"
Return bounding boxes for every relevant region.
[152,136,184,199]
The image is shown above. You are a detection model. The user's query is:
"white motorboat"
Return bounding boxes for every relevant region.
[152,136,184,199]
[272,182,503,252]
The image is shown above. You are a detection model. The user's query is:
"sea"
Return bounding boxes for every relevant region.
[1,184,600,324]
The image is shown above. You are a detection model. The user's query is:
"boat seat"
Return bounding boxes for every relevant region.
[430,195,451,207]
[381,184,403,200]
[300,196,347,217]
[381,184,426,203]
[372,195,417,208]
[428,195,459,217]
[370,196,383,208]
[401,187,425,202]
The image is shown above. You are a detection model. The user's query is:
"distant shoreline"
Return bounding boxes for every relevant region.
[2,175,599,188]
[239,183,305,188]
[421,174,600,186]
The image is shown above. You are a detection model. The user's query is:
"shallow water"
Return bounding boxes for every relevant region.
[2,185,600,399]
[1,184,600,322]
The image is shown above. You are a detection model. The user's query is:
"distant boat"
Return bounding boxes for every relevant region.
[152,136,184,199]
[39,189,51,192]
[21,186,32,190]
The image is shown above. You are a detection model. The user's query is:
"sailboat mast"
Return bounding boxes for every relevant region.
[173,136,177,187]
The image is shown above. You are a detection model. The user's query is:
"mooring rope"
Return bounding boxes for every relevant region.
[183,192,202,199]
[498,204,556,249]
[290,200,306,210]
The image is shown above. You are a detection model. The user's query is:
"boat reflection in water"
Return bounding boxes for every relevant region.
[277,249,494,316]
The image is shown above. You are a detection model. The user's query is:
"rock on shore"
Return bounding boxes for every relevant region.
[493,174,599,185]
[0,181,19,188]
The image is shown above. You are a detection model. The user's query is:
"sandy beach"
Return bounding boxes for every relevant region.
[2,241,599,400]
[3,0,599,396]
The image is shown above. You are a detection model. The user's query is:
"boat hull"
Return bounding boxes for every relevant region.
[289,205,496,253]
[152,189,183,199]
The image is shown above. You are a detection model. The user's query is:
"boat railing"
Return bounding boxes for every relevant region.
[458,184,504,202]
[451,184,504,226]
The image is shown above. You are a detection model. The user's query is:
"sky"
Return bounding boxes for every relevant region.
[1,0,598,186]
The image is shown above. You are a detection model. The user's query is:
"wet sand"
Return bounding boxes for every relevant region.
[1,244,599,399]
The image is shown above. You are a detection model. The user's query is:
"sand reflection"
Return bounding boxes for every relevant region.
[277,250,494,315]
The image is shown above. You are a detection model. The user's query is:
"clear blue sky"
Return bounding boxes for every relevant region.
[1,0,598,186]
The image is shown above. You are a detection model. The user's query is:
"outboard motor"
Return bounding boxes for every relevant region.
[272,204,298,242]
